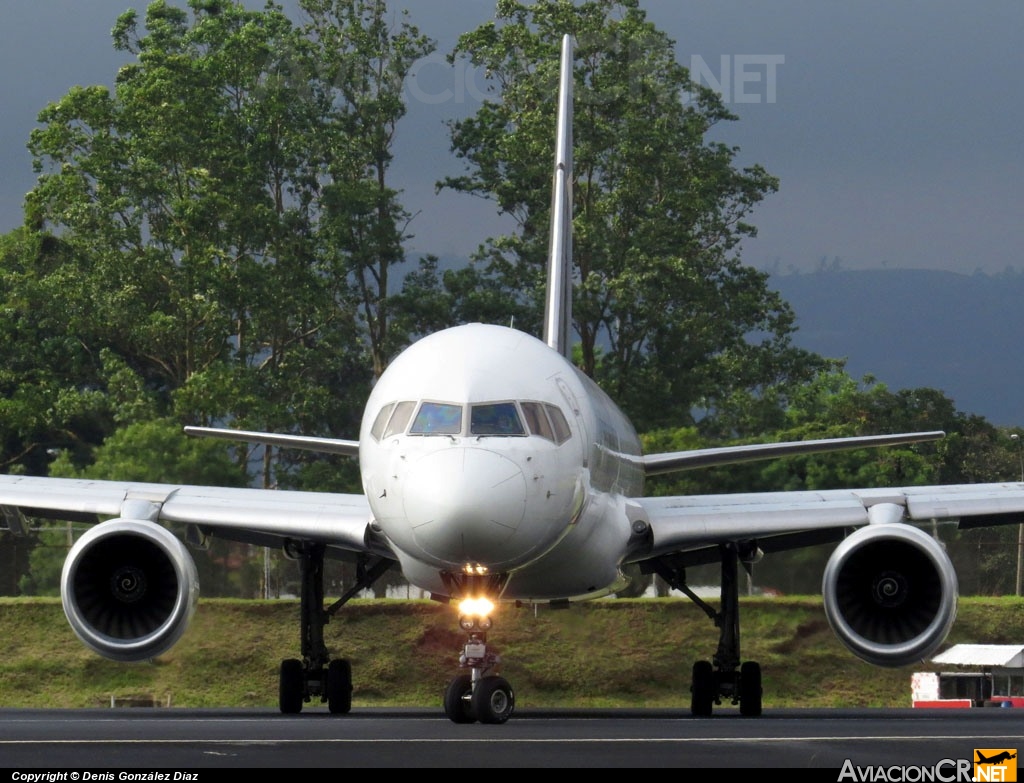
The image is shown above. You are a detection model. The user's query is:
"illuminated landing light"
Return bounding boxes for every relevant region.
[459,596,494,617]
[463,563,489,576]
[458,596,495,631]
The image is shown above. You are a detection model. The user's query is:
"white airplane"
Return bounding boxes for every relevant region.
[2,35,1024,724]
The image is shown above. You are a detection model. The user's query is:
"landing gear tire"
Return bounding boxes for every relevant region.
[472,676,515,724]
[327,659,353,715]
[444,674,475,724]
[279,658,304,714]
[690,660,714,717]
[739,660,762,717]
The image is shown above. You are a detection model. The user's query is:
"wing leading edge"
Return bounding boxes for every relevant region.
[632,428,1024,557]
[183,426,360,457]
[0,474,381,556]
[633,481,1024,560]
[640,430,945,475]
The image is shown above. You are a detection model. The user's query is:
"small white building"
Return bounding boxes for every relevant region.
[912,644,1024,708]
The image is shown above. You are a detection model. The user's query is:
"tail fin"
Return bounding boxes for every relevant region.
[543,34,574,359]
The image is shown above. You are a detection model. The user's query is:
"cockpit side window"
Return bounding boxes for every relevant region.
[370,401,418,441]
[521,402,553,440]
[545,404,572,444]
[470,402,526,436]
[520,401,572,444]
[409,402,463,435]
[383,400,416,438]
[370,402,395,441]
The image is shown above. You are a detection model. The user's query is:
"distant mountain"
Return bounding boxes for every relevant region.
[769,268,1024,426]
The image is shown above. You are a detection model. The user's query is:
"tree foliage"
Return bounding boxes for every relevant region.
[441,0,826,430]
[16,0,435,486]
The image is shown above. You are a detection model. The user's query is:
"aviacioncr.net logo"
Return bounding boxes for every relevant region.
[838,759,973,782]
[974,749,1017,782]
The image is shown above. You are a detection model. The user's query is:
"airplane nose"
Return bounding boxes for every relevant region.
[403,447,527,567]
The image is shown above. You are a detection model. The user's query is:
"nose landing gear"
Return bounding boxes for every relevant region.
[442,598,515,724]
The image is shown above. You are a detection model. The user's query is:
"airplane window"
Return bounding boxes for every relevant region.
[409,402,463,435]
[370,403,395,441]
[470,402,526,436]
[521,402,554,441]
[383,400,416,438]
[545,404,572,444]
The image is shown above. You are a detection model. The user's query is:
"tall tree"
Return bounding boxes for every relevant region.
[442,0,824,430]
[0,228,115,474]
[300,0,436,378]
[20,0,435,491]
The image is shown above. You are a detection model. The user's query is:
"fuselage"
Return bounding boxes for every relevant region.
[359,323,644,601]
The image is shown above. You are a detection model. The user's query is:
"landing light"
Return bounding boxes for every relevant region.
[458,597,495,631]
[459,596,494,618]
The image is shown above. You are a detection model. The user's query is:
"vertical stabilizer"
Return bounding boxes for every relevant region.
[543,34,574,358]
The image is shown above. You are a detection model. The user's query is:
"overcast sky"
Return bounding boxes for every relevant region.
[2,1,1021,274]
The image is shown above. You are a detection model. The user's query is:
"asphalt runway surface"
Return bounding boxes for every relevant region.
[2,707,1023,769]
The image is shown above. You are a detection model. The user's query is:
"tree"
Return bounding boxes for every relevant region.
[0,228,118,475]
[300,0,437,379]
[19,0,435,492]
[441,0,824,430]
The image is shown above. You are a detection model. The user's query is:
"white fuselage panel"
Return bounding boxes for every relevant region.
[358,324,643,599]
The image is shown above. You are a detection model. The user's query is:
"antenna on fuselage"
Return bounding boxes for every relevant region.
[543,33,574,360]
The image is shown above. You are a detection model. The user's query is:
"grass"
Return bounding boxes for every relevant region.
[1,595,1022,710]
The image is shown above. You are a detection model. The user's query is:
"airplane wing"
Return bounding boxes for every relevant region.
[0,474,384,557]
[640,430,945,474]
[183,426,361,457]
[633,481,1024,560]
[628,472,1024,679]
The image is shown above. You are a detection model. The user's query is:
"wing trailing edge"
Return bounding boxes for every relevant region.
[641,430,945,476]
[184,426,360,457]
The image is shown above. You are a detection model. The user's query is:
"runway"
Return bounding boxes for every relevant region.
[1,707,1022,769]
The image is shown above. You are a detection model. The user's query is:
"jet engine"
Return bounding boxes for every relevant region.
[61,519,199,662]
[822,523,957,667]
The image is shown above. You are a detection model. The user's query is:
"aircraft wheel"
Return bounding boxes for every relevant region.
[327,659,353,715]
[739,661,763,717]
[279,658,304,714]
[690,660,714,717]
[472,676,515,724]
[444,674,475,724]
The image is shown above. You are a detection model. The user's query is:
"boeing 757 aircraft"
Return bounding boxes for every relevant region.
[3,36,1024,724]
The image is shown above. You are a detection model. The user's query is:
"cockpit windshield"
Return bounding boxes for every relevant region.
[370,399,572,443]
[470,402,526,436]
[409,402,463,435]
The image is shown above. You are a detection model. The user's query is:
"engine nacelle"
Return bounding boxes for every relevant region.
[822,523,957,667]
[61,519,200,662]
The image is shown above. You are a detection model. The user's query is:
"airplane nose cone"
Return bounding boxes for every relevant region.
[403,447,527,567]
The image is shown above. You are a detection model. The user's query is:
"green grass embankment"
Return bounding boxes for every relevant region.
[2,596,1022,710]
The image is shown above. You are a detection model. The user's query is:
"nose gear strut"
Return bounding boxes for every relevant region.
[440,572,516,724]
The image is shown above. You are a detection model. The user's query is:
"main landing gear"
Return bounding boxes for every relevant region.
[441,578,515,724]
[648,542,763,717]
[278,542,392,715]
